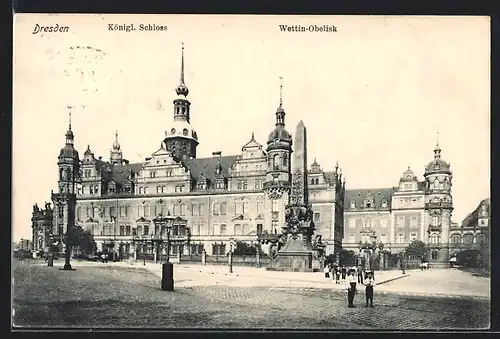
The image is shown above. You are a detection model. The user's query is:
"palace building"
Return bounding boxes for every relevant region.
[40,45,346,260]
[343,143,456,267]
[32,45,462,267]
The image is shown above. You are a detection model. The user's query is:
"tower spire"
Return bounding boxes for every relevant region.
[180,42,185,85]
[65,105,74,145]
[279,76,283,107]
[275,76,285,126]
[68,108,72,130]
[175,42,189,97]
[434,131,442,158]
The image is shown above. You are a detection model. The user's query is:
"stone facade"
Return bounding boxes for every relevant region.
[38,46,346,260]
[343,144,457,264]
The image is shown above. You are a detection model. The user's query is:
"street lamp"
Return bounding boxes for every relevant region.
[155,213,174,292]
[228,237,235,273]
[153,214,172,264]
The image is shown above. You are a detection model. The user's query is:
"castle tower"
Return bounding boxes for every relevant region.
[263,77,292,234]
[110,130,123,165]
[423,138,453,268]
[164,43,199,161]
[51,108,80,259]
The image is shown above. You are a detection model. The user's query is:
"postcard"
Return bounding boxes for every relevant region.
[12,14,490,330]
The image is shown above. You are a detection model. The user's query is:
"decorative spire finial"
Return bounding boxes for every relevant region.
[251,131,255,140]
[180,42,185,85]
[175,43,189,96]
[279,76,283,107]
[112,130,121,151]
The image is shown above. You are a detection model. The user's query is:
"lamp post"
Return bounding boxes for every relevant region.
[155,213,174,291]
[228,237,235,273]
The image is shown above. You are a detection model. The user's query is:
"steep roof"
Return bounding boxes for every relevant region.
[344,187,396,210]
[183,155,239,182]
[461,198,491,228]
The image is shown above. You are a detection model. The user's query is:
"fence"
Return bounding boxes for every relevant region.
[181,254,271,267]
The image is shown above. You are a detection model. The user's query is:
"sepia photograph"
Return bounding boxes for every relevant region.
[12,14,490,330]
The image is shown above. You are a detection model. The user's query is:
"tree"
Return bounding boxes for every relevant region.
[338,249,356,266]
[405,240,427,259]
[233,241,265,256]
[69,225,96,254]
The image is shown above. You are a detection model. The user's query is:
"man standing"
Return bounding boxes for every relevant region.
[363,271,376,307]
[357,264,364,284]
[346,271,358,308]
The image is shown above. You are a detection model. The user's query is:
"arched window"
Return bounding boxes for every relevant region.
[463,234,474,244]
[139,187,143,194]
[237,182,242,190]
[282,153,288,166]
[144,187,148,194]
[157,186,161,194]
[82,186,86,195]
[434,178,439,189]
[95,185,99,194]
[450,234,461,244]
[432,215,440,227]
[273,154,280,169]
[350,200,356,209]
[311,179,315,184]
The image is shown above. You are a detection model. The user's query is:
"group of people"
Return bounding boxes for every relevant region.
[324,263,376,308]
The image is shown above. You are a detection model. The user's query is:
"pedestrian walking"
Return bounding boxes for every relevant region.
[334,265,341,284]
[363,271,375,307]
[346,271,358,308]
[357,264,364,284]
[324,264,331,279]
[341,265,347,280]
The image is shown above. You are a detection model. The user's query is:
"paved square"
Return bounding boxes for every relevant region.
[12,260,489,329]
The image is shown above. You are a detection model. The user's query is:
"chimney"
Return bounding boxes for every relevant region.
[98,156,102,160]
[212,151,222,157]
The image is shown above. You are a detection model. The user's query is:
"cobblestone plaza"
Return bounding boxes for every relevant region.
[12,260,490,329]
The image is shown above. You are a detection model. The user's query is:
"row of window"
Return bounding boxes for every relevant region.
[77,200,267,219]
[137,185,187,195]
[347,216,422,229]
[450,234,486,245]
[78,185,132,195]
[349,199,388,209]
[89,223,264,237]
[236,180,264,190]
[197,180,226,190]
[347,232,419,244]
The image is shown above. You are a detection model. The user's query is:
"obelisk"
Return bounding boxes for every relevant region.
[268,121,316,272]
[290,121,308,206]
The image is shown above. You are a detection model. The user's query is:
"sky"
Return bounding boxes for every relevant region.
[13,15,490,241]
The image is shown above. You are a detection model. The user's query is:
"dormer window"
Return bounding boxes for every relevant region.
[381,199,387,208]
[150,171,156,178]
[364,193,374,208]
[350,200,356,209]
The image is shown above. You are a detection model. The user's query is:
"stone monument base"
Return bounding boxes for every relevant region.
[267,251,319,272]
[429,260,451,269]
